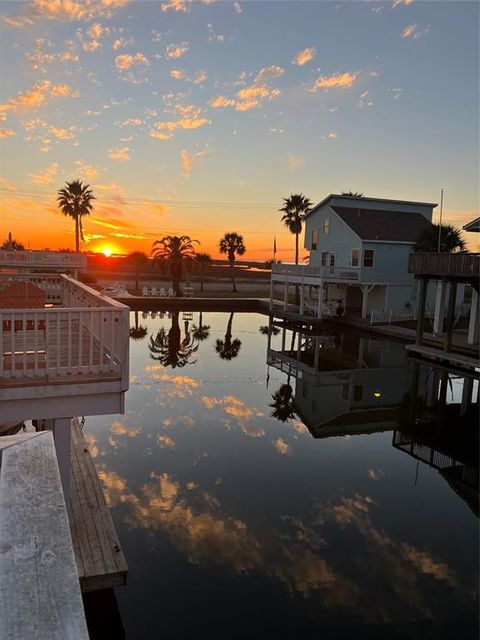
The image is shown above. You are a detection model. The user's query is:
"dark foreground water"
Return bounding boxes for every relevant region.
[85,311,479,640]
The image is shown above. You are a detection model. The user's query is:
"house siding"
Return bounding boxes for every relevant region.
[361,242,415,284]
[305,205,361,270]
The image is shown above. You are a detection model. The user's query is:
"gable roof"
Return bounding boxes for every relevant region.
[331,206,433,242]
[463,217,480,233]
[304,194,437,219]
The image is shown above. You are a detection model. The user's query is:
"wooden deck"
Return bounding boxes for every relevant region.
[406,344,480,377]
[69,418,128,592]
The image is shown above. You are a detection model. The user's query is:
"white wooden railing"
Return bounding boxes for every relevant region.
[0,274,64,304]
[0,275,129,389]
[0,250,86,270]
[272,263,360,280]
[370,308,417,325]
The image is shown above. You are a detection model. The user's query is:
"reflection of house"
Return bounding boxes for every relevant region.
[267,321,413,437]
[270,194,437,319]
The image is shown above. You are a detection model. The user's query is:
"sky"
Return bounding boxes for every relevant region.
[0,0,478,260]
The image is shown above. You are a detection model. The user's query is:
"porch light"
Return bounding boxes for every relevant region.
[373,392,381,398]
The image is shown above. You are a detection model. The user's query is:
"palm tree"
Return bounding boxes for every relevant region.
[219,232,246,293]
[341,191,364,197]
[129,311,148,341]
[269,384,296,423]
[148,311,199,368]
[259,325,280,336]
[151,235,198,296]
[279,194,312,266]
[415,224,466,253]
[1,235,25,250]
[195,252,212,292]
[127,251,149,291]
[215,312,241,360]
[192,312,210,342]
[57,180,95,252]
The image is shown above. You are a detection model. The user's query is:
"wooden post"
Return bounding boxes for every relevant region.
[433,280,447,336]
[317,283,324,319]
[460,376,474,416]
[269,278,274,311]
[467,287,479,345]
[299,281,305,315]
[283,276,288,310]
[314,337,320,370]
[281,325,286,351]
[415,278,428,346]
[444,281,457,353]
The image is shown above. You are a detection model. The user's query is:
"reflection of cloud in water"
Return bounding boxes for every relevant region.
[97,467,468,619]
[110,420,141,438]
[274,437,291,456]
[202,394,265,437]
[157,435,175,449]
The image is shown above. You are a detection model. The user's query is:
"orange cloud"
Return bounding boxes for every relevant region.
[115,52,149,70]
[161,0,190,12]
[108,146,130,161]
[11,0,129,24]
[180,149,207,177]
[401,24,417,38]
[170,69,185,80]
[30,162,58,185]
[75,160,100,180]
[274,438,291,455]
[121,117,142,126]
[0,80,79,115]
[165,42,189,59]
[150,108,210,140]
[310,72,359,91]
[255,65,284,83]
[209,95,236,109]
[292,47,316,66]
[0,128,16,138]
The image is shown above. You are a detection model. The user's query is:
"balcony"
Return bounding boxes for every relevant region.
[0,274,129,421]
[409,252,480,281]
[271,263,360,281]
[0,249,87,271]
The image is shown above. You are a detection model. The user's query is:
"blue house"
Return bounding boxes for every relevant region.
[270,194,436,319]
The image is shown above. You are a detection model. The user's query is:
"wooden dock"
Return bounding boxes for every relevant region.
[69,418,128,592]
[406,344,479,377]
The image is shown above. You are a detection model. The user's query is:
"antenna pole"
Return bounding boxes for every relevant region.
[437,188,444,253]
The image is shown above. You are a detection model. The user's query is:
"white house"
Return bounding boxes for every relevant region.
[270,194,437,319]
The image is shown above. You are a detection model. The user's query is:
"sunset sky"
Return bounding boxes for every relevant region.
[0,0,478,259]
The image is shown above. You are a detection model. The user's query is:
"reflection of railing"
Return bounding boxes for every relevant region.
[0,275,129,388]
[393,431,461,470]
[272,263,360,280]
[409,252,480,279]
[370,309,417,325]
[0,250,86,270]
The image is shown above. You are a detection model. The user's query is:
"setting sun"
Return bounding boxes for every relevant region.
[102,248,113,257]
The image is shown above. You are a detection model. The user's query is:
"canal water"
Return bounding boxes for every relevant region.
[85,311,479,639]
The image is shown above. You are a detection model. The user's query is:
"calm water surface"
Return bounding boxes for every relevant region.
[85,311,478,639]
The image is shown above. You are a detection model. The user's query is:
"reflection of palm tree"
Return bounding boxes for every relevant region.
[259,325,280,336]
[192,312,210,342]
[269,384,296,422]
[148,311,198,368]
[129,311,148,341]
[215,312,241,360]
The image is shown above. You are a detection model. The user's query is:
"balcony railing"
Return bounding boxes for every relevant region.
[409,252,480,279]
[0,250,86,270]
[272,263,360,280]
[0,274,129,389]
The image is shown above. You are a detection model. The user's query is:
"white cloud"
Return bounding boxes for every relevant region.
[180,149,207,177]
[30,162,58,185]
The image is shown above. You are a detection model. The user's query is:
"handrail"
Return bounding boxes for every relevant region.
[0,250,86,269]
[272,263,360,280]
[409,252,480,278]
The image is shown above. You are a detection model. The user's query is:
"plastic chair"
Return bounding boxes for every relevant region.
[142,286,148,297]
[168,287,174,297]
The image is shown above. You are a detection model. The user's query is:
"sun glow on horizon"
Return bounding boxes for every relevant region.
[102,247,113,257]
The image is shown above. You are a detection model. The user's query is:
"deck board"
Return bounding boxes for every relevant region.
[69,418,128,592]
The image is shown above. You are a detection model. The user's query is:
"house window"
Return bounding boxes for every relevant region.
[311,229,318,250]
[321,252,328,266]
[342,385,349,400]
[323,218,330,235]
[363,250,374,268]
[351,249,360,267]
[353,385,363,401]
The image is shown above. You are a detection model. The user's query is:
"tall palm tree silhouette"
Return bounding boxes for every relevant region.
[151,235,198,296]
[148,311,198,368]
[279,194,312,267]
[219,232,246,293]
[57,180,95,252]
[192,312,210,342]
[269,384,296,423]
[129,311,148,341]
[215,312,241,360]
